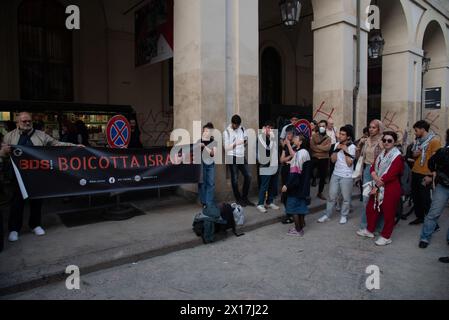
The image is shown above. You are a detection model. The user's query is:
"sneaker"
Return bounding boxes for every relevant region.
[256,205,267,213]
[32,226,46,236]
[267,203,280,210]
[287,228,304,237]
[317,215,330,223]
[8,231,19,242]
[356,229,375,238]
[419,241,429,249]
[375,236,392,246]
[339,216,348,224]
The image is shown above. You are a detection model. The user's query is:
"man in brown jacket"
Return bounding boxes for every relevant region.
[310,120,332,200]
[1,112,81,243]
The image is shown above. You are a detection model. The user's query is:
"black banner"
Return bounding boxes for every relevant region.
[10,145,201,199]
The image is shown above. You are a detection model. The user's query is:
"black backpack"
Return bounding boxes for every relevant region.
[192,203,244,244]
[431,146,449,188]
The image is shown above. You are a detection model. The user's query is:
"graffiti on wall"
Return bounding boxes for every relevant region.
[424,111,442,140]
[137,109,173,147]
[382,111,405,143]
[313,101,335,121]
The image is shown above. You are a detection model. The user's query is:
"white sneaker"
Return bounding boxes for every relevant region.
[339,216,348,224]
[32,226,46,236]
[256,205,267,213]
[317,215,330,223]
[356,229,375,238]
[375,236,392,246]
[8,231,19,242]
[267,203,280,210]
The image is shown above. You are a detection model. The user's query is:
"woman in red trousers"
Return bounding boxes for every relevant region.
[357,131,404,246]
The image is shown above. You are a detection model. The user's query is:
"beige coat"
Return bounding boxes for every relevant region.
[1,129,75,157]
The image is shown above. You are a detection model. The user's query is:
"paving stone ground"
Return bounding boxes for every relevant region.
[4,199,449,300]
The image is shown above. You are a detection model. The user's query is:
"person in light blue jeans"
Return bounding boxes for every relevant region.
[198,123,217,207]
[356,119,384,231]
[317,126,356,224]
[418,131,449,248]
[419,184,449,245]
[326,174,353,218]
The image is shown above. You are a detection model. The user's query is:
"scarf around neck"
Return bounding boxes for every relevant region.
[412,132,436,166]
[372,147,402,212]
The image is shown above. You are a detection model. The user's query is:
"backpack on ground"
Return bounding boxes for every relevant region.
[192,203,245,244]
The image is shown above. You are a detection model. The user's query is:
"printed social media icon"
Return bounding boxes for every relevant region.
[13,148,23,157]
[79,179,87,186]
[134,175,142,182]
[109,177,116,184]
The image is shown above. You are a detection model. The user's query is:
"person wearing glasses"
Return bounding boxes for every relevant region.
[357,131,404,246]
[0,112,82,243]
[356,119,384,234]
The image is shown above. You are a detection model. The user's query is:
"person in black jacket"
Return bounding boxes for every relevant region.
[418,129,449,260]
[281,134,312,237]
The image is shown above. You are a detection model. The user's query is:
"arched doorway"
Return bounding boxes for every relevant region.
[258,0,314,128]
[18,0,73,101]
[421,20,448,139]
[367,0,410,143]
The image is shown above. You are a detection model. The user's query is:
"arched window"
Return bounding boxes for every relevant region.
[18,0,73,101]
[261,47,282,105]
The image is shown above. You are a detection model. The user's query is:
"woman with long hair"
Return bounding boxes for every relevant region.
[356,119,385,233]
[281,134,312,236]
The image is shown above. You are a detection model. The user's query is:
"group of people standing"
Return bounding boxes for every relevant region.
[2,112,448,263]
[196,114,449,263]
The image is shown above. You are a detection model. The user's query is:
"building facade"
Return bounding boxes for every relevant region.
[0,0,448,198]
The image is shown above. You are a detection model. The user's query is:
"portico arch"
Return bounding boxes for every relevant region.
[419,19,449,140]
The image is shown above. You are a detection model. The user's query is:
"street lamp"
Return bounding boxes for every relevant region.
[368,33,385,59]
[279,0,302,28]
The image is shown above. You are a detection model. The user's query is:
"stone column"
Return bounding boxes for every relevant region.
[380,47,423,144]
[173,0,259,201]
[312,11,368,138]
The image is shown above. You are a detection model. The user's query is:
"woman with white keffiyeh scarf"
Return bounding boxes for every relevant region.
[357,131,404,246]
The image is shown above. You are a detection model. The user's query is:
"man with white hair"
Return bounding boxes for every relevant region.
[1,112,82,242]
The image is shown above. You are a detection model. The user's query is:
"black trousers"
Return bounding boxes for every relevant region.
[8,188,43,233]
[411,172,432,220]
[227,157,252,201]
[313,158,329,194]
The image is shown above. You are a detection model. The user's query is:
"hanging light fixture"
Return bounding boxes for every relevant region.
[368,33,385,59]
[279,0,302,28]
